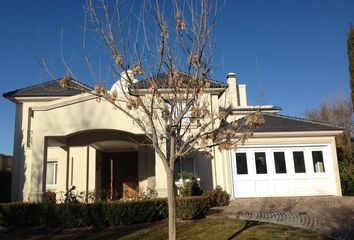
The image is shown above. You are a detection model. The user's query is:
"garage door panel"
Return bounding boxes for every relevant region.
[235,181,255,197]
[255,180,273,197]
[293,179,313,195]
[232,145,334,198]
[274,179,292,196]
[312,178,332,195]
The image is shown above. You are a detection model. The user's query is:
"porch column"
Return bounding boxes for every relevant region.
[155,151,167,197]
[63,146,70,191]
[28,135,48,202]
[85,146,89,202]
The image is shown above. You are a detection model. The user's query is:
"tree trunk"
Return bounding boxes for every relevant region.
[167,171,177,240]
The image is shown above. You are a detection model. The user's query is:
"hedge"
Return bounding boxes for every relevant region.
[176,196,210,220]
[0,196,210,228]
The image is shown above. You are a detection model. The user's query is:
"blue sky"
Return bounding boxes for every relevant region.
[1,0,353,155]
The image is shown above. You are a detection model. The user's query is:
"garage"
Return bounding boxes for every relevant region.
[231,144,339,198]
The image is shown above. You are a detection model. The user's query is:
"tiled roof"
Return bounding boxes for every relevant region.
[239,113,343,132]
[132,72,228,89]
[3,78,93,98]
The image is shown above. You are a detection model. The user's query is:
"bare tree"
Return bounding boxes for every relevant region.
[48,0,264,239]
[304,95,352,156]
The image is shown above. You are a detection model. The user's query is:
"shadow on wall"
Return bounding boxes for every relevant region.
[12,130,27,202]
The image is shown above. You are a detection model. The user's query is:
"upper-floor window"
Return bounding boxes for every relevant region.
[168,101,191,125]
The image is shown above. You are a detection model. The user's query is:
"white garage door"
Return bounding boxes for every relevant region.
[231,144,335,198]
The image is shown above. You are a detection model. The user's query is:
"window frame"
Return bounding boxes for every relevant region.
[46,160,58,188]
[174,156,196,180]
[273,151,287,174]
[254,152,268,174]
[235,152,248,175]
[312,150,326,173]
[292,151,306,174]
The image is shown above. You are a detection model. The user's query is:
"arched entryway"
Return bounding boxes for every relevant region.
[46,129,155,201]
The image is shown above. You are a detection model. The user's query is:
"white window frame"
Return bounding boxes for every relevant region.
[46,161,58,188]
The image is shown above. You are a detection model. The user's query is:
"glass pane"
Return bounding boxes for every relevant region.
[174,159,182,180]
[182,157,194,173]
[46,162,54,185]
[174,157,194,180]
[312,151,325,173]
[236,153,248,174]
[255,152,267,174]
[274,152,287,173]
[293,152,306,173]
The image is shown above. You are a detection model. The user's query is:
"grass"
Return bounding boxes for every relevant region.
[0,218,326,240]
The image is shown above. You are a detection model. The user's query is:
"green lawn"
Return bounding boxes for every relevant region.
[0,218,326,240]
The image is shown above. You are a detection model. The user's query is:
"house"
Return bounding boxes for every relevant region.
[3,72,343,202]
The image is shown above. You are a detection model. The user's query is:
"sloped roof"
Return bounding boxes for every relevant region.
[3,78,93,99]
[240,113,343,132]
[132,72,228,89]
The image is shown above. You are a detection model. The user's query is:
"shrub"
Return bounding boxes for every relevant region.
[107,199,167,225]
[178,181,203,197]
[0,199,168,228]
[0,203,46,227]
[176,196,210,220]
[0,196,210,227]
[339,161,354,196]
[202,186,230,207]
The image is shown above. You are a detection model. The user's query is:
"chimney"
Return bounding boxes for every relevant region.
[226,72,238,108]
[110,69,137,93]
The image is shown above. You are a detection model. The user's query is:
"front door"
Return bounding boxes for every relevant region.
[102,152,138,199]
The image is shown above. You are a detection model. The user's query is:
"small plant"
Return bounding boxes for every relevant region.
[176,171,203,197]
[202,186,230,207]
[63,186,83,204]
[125,187,158,201]
[44,190,56,204]
[178,181,203,197]
[178,171,194,180]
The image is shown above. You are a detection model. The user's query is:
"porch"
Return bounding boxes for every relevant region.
[38,129,157,202]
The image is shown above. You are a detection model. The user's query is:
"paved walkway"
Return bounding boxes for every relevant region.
[207,196,354,240]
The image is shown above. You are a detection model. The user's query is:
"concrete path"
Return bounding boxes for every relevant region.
[207,196,354,240]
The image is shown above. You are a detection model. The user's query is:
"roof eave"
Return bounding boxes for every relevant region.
[3,95,69,104]
[249,130,343,138]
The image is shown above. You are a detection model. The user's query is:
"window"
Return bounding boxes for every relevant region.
[174,157,195,180]
[312,151,325,173]
[169,101,191,125]
[255,152,267,174]
[235,153,248,174]
[293,151,306,173]
[274,152,287,174]
[46,161,58,186]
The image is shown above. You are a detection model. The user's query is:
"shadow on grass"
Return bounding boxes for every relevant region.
[226,220,262,240]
